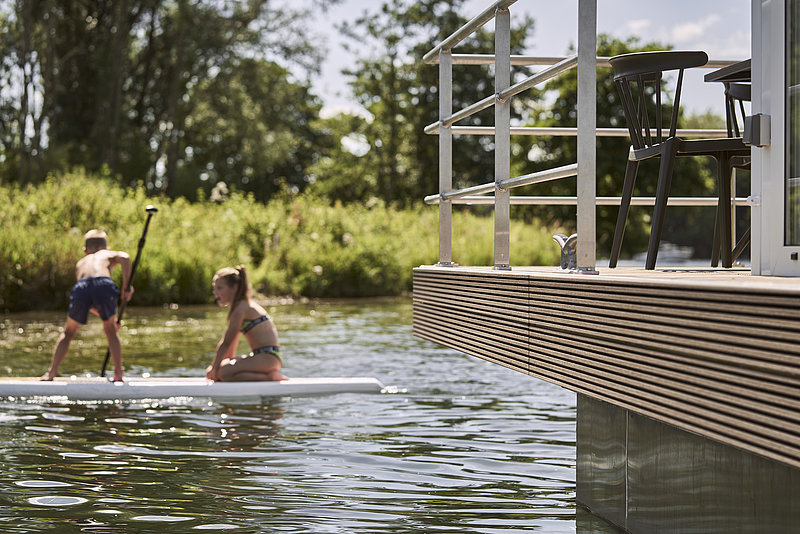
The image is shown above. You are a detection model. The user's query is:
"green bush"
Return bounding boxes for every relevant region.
[1,171,563,311]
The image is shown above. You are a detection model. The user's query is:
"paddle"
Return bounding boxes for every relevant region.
[100,205,158,377]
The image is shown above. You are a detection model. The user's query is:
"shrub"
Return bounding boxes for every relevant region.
[1,171,563,311]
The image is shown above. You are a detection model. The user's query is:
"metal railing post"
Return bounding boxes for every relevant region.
[438,49,454,266]
[576,0,598,273]
[494,7,511,270]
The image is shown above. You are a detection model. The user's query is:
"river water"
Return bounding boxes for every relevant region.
[0,299,618,533]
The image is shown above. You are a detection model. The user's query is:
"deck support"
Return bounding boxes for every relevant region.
[413,265,800,531]
[577,394,800,532]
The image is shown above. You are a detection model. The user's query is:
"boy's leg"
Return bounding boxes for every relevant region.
[101,317,124,381]
[41,317,82,380]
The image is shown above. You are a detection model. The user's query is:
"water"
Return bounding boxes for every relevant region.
[0,299,615,533]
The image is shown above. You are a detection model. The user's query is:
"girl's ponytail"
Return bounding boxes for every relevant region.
[231,265,251,312]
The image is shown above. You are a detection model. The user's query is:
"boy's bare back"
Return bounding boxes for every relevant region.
[76,249,129,281]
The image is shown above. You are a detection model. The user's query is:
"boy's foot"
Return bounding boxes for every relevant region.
[40,373,54,381]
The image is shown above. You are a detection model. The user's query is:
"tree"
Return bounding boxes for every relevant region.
[176,57,326,200]
[309,0,536,206]
[0,0,337,201]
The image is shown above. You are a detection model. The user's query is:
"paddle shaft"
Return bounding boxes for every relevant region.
[100,207,157,377]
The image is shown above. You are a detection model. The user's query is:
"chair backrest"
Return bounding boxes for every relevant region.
[609,51,709,150]
[724,82,751,137]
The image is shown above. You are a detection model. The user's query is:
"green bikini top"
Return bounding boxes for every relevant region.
[240,315,270,334]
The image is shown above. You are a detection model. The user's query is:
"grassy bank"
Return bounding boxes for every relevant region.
[1,171,562,312]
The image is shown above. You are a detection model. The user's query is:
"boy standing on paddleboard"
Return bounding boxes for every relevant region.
[41,230,134,382]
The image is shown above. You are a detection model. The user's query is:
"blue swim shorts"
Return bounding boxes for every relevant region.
[68,277,120,324]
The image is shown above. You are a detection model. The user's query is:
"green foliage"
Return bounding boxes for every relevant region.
[309,0,536,205]
[0,0,331,200]
[0,170,562,312]
[177,58,327,201]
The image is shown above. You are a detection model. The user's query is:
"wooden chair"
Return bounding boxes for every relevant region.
[711,82,751,266]
[724,82,751,138]
[608,51,751,269]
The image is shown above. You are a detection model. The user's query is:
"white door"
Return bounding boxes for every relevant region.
[752,0,800,275]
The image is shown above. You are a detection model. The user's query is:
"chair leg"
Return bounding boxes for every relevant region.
[732,227,751,263]
[646,138,679,270]
[717,152,734,268]
[711,206,721,267]
[609,158,639,268]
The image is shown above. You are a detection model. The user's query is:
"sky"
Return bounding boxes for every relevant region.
[305,0,751,118]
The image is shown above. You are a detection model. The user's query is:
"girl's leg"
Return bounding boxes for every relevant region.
[218,353,286,382]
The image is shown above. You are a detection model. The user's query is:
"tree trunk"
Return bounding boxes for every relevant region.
[163,0,189,197]
[98,0,133,172]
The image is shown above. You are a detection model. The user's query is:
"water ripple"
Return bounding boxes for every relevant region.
[0,301,593,533]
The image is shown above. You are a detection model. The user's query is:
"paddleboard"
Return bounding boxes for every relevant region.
[0,377,385,401]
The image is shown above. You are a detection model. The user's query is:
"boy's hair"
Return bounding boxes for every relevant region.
[84,229,108,251]
[214,265,252,317]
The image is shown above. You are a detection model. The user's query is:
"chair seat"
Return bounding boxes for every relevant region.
[609,51,708,79]
[631,137,749,161]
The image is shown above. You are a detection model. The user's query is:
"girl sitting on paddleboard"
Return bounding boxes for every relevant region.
[206,265,287,381]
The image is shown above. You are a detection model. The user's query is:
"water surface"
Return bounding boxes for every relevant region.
[0,299,617,533]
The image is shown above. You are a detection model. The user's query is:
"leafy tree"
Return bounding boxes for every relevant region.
[306,112,377,203]
[176,58,326,201]
[119,0,329,197]
[309,0,536,206]
[0,0,337,201]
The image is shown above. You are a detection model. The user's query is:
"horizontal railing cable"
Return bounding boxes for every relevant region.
[425,125,728,137]
[424,54,737,135]
[430,54,743,69]
[424,195,750,206]
[424,56,578,134]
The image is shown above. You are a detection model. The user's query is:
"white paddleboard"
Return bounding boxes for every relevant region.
[0,377,385,400]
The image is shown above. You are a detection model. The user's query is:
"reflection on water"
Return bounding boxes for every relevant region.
[0,299,620,533]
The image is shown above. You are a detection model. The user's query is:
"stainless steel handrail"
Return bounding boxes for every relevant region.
[424,0,598,270]
[424,163,578,204]
[422,1,745,272]
[424,95,495,134]
[423,0,519,64]
[499,163,578,191]
[497,55,577,102]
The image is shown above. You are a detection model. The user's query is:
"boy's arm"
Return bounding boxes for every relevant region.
[110,251,133,301]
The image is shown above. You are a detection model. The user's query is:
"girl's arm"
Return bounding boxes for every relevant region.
[208,305,244,380]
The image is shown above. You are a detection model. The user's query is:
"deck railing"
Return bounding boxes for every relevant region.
[423,0,745,271]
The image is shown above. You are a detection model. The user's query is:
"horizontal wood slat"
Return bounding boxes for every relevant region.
[413,267,800,469]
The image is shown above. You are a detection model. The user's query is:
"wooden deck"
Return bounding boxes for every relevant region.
[412,265,800,469]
